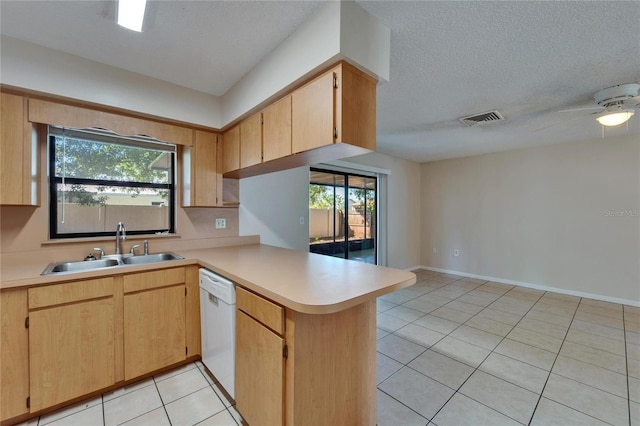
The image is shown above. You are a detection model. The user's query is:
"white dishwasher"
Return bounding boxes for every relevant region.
[199,268,236,399]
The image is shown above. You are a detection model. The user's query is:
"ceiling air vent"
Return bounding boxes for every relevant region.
[460,110,506,127]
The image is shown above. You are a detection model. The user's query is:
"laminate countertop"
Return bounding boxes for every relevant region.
[177,244,416,314]
[1,244,416,314]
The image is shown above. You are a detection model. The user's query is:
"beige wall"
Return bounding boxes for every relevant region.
[347,152,421,269]
[420,134,640,303]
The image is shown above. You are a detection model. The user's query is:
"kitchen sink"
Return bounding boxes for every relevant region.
[121,252,183,265]
[41,252,183,275]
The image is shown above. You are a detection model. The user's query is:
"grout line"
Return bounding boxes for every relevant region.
[152,370,173,426]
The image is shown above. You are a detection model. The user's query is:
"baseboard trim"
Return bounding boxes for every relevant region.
[408,265,640,308]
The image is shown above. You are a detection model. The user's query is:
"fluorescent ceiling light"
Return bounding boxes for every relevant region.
[596,108,635,127]
[118,0,147,32]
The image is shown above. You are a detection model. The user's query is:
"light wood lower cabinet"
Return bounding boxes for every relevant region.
[123,267,186,380]
[28,278,116,412]
[1,289,30,421]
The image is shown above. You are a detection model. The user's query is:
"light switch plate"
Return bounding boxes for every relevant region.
[215,218,226,229]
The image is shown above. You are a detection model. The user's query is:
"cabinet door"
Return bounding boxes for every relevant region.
[124,285,186,380]
[291,71,335,154]
[236,310,285,426]
[29,298,115,411]
[0,92,37,206]
[240,113,262,168]
[263,96,292,162]
[1,289,29,421]
[182,130,219,207]
[221,125,240,174]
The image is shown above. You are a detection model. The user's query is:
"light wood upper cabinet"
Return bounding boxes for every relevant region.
[0,92,39,206]
[221,125,241,174]
[123,268,186,380]
[182,130,220,207]
[292,62,376,154]
[263,96,292,162]
[28,278,116,412]
[1,289,30,422]
[240,113,262,168]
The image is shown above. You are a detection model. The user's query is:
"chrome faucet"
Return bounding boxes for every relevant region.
[115,222,126,254]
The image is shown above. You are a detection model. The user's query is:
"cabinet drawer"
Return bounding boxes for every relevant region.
[29,277,114,309]
[123,267,185,293]
[236,286,284,335]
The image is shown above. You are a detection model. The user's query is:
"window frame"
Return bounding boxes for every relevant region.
[48,127,176,239]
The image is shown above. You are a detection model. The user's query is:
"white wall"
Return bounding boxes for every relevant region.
[239,167,310,251]
[420,134,640,304]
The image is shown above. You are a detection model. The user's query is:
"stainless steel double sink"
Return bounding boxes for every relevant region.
[41,252,183,275]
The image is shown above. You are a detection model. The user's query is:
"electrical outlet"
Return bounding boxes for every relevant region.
[215,218,226,229]
[454,249,460,257]
[299,216,305,225]
[432,247,437,254]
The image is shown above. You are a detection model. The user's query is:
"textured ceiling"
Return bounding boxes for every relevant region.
[1,0,639,162]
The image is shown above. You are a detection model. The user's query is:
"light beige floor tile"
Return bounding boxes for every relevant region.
[525,308,574,327]
[380,290,417,305]
[197,409,237,426]
[630,376,640,403]
[377,298,398,313]
[377,334,426,364]
[430,307,472,324]
[478,282,514,294]
[570,319,625,340]
[450,325,503,350]
[414,315,460,334]
[377,312,411,333]
[517,317,568,339]
[440,273,463,280]
[565,328,626,356]
[165,387,225,426]
[574,310,625,329]
[431,336,490,368]
[104,385,163,426]
[626,320,640,333]
[415,294,455,306]
[475,308,523,326]
[529,302,577,317]
[490,297,534,315]
[505,289,543,302]
[153,362,198,382]
[429,287,469,299]
[457,292,500,307]
[103,378,154,402]
[376,390,428,426]
[543,373,629,426]
[460,277,488,285]
[494,338,556,370]
[394,324,446,348]
[552,355,627,398]
[385,305,427,322]
[13,418,37,426]
[402,299,443,314]
[39,396,102,425]
[559,341,627,374]
[629,342,640,361]
[432,393,521,426]
[377,352,403,385]
[211,381,234,408]
[444,300,484,315]
[628,330,640,346]
[377,327,390,340]
[630,358,640,379]
[228,406,244,425]
[408,349,474,389]
[465,316,513,337]
[45,404,103,426]
[577,303,623,320]
[378,367,455,420]
[530,397,609,426]
[156,368,210,404]
[459,370,538,424]
[121,407,170,426]
[479,352,549,393]
[631,401,640,426]
[507,327,563,353]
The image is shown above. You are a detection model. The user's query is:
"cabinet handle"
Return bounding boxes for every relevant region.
[25,316,29,329]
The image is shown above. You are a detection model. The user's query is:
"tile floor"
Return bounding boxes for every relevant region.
[377,269,639,426]
[16,362,243,426]
[15,268,639,426]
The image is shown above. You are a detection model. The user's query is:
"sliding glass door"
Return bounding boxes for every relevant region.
[309,168,377,264]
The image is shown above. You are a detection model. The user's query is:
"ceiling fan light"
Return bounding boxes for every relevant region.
[117,0,147,32]
[596,110,635,127]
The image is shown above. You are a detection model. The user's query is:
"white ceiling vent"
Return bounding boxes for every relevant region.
[460,110,506,127]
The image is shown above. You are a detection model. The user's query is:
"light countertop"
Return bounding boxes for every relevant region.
[1,244,416,314]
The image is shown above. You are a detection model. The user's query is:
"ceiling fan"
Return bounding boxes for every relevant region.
[560,83,640,127]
